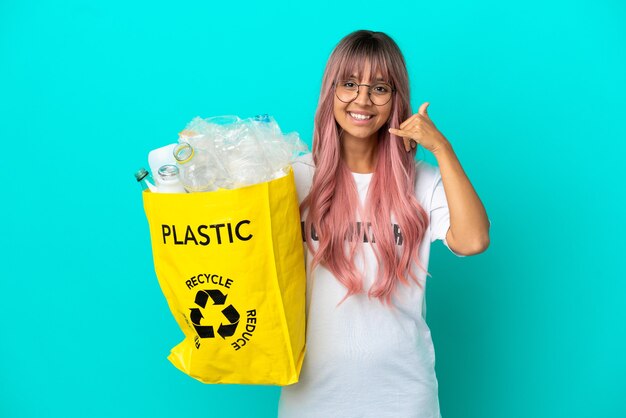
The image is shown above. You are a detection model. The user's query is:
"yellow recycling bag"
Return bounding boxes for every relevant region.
[142,167,306,385]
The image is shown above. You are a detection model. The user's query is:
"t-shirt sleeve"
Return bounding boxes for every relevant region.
[429,168,467,257]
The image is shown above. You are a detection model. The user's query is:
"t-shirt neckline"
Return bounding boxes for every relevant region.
[351,171,374,185]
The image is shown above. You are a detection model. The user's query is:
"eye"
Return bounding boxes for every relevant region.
[343,81,356,88]
[373,84,390,94]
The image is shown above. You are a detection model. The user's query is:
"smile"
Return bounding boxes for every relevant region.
[348,112,373,121]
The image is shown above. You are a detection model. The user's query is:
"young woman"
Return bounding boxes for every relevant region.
[278,30,491,418]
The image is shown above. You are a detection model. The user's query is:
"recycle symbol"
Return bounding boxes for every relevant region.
[189,289,240,339]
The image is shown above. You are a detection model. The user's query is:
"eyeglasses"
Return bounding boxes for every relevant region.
[334,80,396,106]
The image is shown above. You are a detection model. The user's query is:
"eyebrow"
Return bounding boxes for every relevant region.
[349,74,387,82]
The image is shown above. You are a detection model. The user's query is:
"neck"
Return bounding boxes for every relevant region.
[340,132,378,173]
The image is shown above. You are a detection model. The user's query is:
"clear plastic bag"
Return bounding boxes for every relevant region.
[176,114,308,191]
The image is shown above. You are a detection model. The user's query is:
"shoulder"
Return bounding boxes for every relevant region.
[414,159,441,197]
[415,159,440,178]
[291,153,315,203]
[292,153,315,181]
[293,152,315,170]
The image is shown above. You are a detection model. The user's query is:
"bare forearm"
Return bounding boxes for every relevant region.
[433,141,490,253]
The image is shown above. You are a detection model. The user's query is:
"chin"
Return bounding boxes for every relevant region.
[352,131,376,139]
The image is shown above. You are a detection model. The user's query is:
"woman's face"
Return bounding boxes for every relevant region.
[333,65,393,143]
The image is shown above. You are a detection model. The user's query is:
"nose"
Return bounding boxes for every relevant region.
[353,85,373,106]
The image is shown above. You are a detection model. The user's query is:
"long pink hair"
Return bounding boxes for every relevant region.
[301,30,431,307]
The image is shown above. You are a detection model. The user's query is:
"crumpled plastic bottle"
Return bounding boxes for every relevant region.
[173,142,217,192]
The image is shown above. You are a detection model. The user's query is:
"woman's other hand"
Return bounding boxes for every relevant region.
[389,102,450,153]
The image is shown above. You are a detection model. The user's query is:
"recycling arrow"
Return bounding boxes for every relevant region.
[189,307,203,324]
[194,289,227,308]
[217,304,240,339]
[189,289,239,340]
[189,307,215,338]
[221,304,240,323]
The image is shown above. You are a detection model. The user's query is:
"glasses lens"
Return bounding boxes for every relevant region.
[370,83,393,106]
[335,80,358,103]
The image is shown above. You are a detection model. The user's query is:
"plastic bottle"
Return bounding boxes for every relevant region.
[135,168,157,192]
[148,143,177,178]
[173,142,216,192]
[155,164,187,193]
[251,114,287,181]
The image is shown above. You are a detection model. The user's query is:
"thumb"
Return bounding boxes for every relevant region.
[419,102,430,119]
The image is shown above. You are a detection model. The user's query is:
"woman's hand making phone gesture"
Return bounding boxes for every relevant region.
[389,102,450,153]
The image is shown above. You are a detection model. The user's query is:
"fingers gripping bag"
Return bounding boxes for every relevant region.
[142,115,307,385]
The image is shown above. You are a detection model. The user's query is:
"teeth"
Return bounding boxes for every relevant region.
[349,112,372,120]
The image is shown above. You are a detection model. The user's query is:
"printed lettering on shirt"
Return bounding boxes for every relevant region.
[300,221,403,246]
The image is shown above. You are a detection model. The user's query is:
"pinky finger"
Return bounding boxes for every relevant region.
[389,128,412,152]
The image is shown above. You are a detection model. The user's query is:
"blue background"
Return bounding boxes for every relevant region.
[1,0,625,417]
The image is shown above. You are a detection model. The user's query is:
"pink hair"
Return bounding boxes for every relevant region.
[301,30,431,307]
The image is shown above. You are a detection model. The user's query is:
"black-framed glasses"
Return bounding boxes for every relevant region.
[334,80,396,106]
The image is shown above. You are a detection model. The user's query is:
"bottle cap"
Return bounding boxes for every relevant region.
[254,114,270,123]
[134,168,149,182]
[158,164,180,181]
[173,142,194,164]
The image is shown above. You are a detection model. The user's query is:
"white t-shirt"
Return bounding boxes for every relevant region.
[278,153,465,418]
